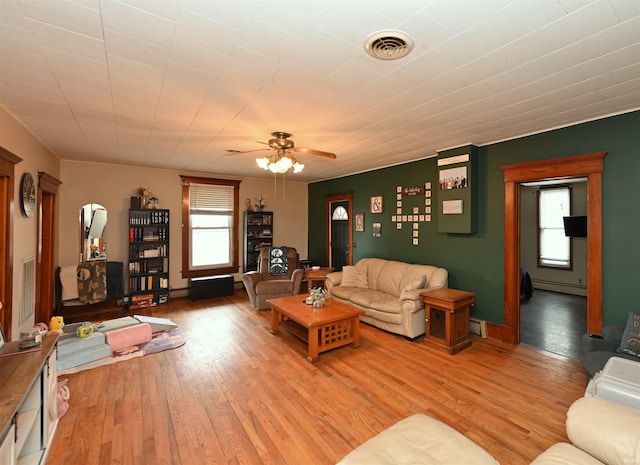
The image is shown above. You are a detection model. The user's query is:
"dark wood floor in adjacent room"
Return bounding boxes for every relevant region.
[520,289,587,359]
[46,292,587,465]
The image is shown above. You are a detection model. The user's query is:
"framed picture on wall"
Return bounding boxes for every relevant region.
[355,212,364,232]
[373,223,381,237]
[370,196,383,213]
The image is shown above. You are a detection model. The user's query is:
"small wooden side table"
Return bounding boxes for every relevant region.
[420,288,475,355]
[304,267,334,290]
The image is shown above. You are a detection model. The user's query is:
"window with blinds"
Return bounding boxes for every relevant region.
[538,186,572,269]
[181,176,240,278]
[189,184,234,269]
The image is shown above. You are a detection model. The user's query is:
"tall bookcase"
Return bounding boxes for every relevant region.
[127,208,169,309]
[244,211,273,272]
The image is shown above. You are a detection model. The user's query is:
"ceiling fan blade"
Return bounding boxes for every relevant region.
[225,148,270,155]
[294,147,337,159]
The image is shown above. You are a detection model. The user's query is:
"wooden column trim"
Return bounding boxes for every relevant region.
[500,152,605,344]
[0,146,22,341]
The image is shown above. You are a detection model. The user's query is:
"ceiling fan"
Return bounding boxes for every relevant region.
[225,131,336,174]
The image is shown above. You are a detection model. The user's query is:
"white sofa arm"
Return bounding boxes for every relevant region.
[566,397,640,465]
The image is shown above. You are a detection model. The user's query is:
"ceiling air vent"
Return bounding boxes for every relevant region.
[364,30,414,61]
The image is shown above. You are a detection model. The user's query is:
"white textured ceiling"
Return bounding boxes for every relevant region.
[1,0,639,182]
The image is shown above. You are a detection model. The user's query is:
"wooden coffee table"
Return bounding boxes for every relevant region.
[269,294,364,362]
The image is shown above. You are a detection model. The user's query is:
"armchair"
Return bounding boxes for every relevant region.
[242,247,304,309]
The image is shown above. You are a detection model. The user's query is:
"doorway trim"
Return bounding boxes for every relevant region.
[36,172,61,325]
[325,192,353,268]
[500,152,605,344]
[0,146,23,341]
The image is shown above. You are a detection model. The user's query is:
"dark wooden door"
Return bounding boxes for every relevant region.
[330,201,349,271]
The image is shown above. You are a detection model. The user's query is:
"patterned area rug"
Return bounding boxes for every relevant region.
[58,328,185,375]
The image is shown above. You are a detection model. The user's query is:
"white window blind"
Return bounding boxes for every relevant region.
[190,184,233,212]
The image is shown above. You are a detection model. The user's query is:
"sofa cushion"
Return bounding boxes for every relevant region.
[341,265,369,288]
[350,290,388,309]
[370,296,402,314]
[336,413,498,465]
[566,397,640,465]
[330,286,367,301]
[530,443,603,465]
[399,268,427,293]
[376,261,409,297]
[366,308,403,325]
[256,279,292,295]
[617,311,640,357]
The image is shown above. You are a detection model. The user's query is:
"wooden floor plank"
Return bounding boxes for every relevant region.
[46,292,587,465]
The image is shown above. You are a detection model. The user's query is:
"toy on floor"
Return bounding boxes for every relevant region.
[49,316,64,334]
[56,379,70,419]
[76,324,94,338]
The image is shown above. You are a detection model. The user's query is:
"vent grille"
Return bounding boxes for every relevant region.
[469,318,488,338]
[21,256,35,324]
[364,30,414,60]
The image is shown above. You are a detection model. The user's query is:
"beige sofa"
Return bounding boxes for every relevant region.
[326,258,448,339]
[337,396,640,465]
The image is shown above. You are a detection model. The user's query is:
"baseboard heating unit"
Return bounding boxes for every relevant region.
[189,275,234,300]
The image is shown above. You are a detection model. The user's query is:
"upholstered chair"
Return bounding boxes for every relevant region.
[242,247,304,309]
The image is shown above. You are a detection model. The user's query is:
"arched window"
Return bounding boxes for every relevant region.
[332,206,348,220]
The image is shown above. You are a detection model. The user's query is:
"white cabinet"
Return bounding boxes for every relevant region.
[0,334,59,465]
[0,424,15,464]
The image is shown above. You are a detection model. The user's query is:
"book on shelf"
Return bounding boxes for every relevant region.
[129,293,155,309]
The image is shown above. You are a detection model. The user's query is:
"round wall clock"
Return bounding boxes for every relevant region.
[20,172,36,218]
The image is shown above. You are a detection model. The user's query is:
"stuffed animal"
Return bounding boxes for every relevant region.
[49,316,64,334]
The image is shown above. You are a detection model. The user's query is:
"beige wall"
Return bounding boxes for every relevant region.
[2,106,308,339]
[1,106,61,338]
[59,160,308,295]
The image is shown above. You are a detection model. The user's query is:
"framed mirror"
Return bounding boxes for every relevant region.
[80,203,107,261]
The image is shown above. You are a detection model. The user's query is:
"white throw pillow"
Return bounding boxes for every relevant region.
[403,275,426,292]
[400,276,427,300]
[341,266,368,288]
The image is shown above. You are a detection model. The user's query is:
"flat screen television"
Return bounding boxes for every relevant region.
[563,215,587,237]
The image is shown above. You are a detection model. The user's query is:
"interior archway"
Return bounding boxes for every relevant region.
[501,152,605,344]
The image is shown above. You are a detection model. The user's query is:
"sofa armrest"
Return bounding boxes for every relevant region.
[399,288,423,302]
[241,271,261,306]
[326,271,342,291]
[566,397,640,465]
[291,268,304,295]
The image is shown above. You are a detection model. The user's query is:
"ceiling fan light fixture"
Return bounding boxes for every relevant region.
[256,153,304,174]
[364,29,414,60]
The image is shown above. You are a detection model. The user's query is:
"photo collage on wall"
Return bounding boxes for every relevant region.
[392,183,432,246]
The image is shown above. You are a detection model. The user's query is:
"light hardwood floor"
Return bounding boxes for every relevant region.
[46,292,588,465]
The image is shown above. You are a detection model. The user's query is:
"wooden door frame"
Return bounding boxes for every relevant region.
[500,152,605,343]
[36,172,61,324]
[325,192,353,268]
[0,146,23,341]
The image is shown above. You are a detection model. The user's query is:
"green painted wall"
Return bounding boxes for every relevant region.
[308,110,640,327]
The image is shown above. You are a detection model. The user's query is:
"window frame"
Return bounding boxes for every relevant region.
[536,184,573,270]
[180,175,241,278]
